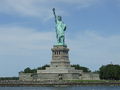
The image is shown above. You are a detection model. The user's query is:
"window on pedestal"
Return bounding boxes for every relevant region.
[58,74,62,76]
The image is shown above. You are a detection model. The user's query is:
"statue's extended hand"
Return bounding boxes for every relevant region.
[53,8,55,12]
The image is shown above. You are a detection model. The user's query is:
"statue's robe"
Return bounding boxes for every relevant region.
[56,20,66,39]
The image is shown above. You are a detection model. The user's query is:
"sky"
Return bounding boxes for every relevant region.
[0,0,120,77]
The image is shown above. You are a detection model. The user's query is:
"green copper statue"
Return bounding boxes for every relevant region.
[53,8,66,45]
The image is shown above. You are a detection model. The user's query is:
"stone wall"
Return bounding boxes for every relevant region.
[19,72,33,81]
[19,72,81,81]
[37,73,80,81]
[19,72,100,81]
[81,72,100,80]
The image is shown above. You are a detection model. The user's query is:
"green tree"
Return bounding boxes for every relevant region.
[99,64,120,80]
[24,67,37,73]
[37,64,50,70]
[71,64,91,72]
[24,67,31,73]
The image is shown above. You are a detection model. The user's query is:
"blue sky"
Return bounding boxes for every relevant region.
[0,0,120,77]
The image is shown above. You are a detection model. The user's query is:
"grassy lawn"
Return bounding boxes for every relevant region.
[64,80,120,83]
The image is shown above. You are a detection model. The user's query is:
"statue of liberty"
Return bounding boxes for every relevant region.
[52,8,67,45]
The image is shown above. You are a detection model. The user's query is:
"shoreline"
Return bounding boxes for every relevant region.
[0,80,120,87]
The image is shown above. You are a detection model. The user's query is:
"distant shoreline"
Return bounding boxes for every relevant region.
[0,80,120,86]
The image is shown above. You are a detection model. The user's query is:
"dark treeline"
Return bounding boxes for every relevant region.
[23,67,37,73]
[0,77,19,80]
[99,64,120,80]
[71,64,91,72]
[23,64,91,73]
[23,64,50,73]
[37,64,50,70]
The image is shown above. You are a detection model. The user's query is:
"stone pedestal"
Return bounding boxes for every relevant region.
[51,45,70,67]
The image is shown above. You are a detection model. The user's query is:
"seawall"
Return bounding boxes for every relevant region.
[0,80,120,86]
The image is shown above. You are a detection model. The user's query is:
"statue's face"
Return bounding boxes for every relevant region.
[58,16,62,21]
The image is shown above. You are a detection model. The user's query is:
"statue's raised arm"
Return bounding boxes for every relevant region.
[52,8,57,23]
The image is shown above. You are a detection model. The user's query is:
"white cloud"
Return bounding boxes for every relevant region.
[0,26,55,55]
[0,0,100,20]
[0,26,56,76]
[67,30,120,70]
